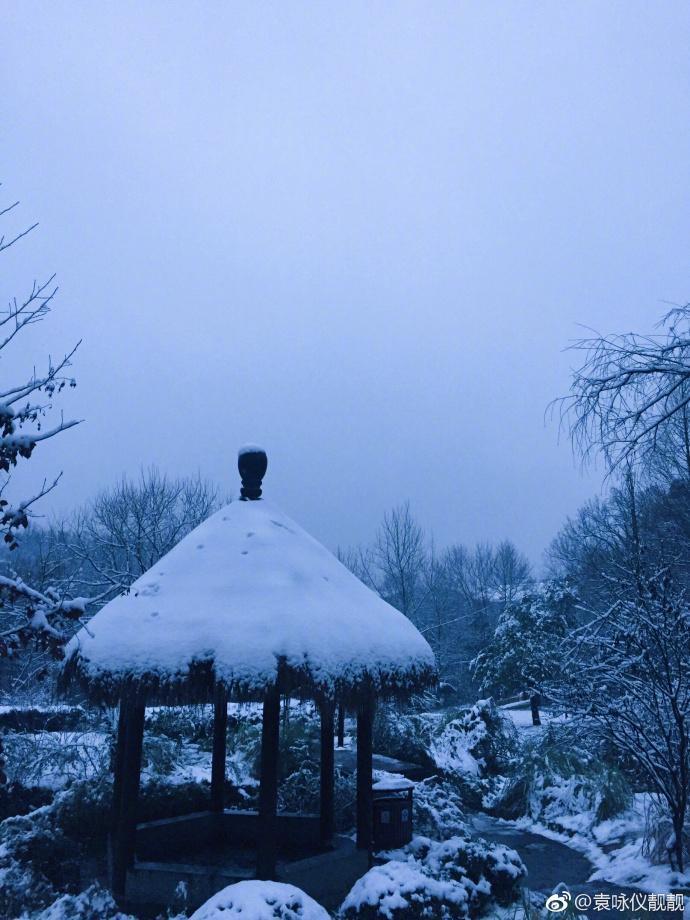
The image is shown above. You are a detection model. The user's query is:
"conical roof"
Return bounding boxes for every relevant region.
[63,451,436,704]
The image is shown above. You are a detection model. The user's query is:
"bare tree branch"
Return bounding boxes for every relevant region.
[554,305,690,475]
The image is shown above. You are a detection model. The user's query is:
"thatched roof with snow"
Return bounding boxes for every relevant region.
[62,498,436,705]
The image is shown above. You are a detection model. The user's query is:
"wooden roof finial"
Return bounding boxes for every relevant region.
[238,445,267,501]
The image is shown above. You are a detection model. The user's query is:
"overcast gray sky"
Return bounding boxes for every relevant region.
[2,2,689,566]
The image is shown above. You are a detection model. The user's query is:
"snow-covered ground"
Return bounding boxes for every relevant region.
[501,703,564,731]
[493,705,690,895]
[513,794,690,894]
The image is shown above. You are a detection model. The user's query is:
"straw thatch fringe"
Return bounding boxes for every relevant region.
[60,651,436,707]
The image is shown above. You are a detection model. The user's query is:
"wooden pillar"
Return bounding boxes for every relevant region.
[356,694,374,850]
[257,684,280,878]
[337,702,345,748]
[111,696,145,900]
[211,683,228,813]
[111,700,128,821]
[530,693,542,727]
[111,697,129,896]
[319,700,335,846]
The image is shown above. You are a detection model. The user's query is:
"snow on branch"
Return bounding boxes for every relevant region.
[0,191,82,660]
[0,571,96,657]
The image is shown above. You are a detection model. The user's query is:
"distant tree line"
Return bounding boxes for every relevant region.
[338,502,533,700]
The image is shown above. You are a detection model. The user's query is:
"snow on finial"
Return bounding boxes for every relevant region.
[238,446,267,501]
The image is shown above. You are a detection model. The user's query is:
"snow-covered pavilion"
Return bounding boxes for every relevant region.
[61,447,436,907]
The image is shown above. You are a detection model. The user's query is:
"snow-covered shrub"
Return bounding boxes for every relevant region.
[641,795,690,869]
[642,795,675,866]
[426,699,518,809]
[412,776,469,839]
[143,705,259,788]
[488,727,632,833]
[0,780,52,822]
[146,703,264,785]
[2,729,110,786]
[279,762,357,830]
[35,883,136,919]
[0,799,75,916]
[36,771,237,845]
[278,758,318,814]
[404,835,526,910]
[141,775,253,819]
[352,832,525,918]
[278,710,321,779]
[0,769,259,918]
[144,732,188,776]
[339,859,471,919]
[239,707,321,786]
[145,704,215,747]
[190,879,329,919]
[225,709,263,785]
[431,699,518,779]
[51,775,112,843]
[471,581,577,701]
[595,765,633,822]
[373,705,434,769]
[0,852,56,918]
[0,775,113,916]
[0,705,87,733]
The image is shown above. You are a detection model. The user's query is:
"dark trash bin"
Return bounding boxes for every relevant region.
[372,777,414,850]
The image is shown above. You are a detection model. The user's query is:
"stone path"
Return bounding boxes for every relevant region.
[471,813,592,891]
[470,813,677,920]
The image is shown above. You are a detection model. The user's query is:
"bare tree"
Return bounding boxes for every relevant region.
[371,502,426,625]
[0,192,85,656]
[63,467,221,604]
[558,305,690,474]
[492,540,532,606]
[555,569,690,872]
[336,544,375,589]
[419,539,453,674]
[548,468,690,611]
[339,512,532,698]
[551,302,690,872]
[435,540,530,697]
[644,401,690,484]
[444,542,496,634]
[438,543,495,697]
